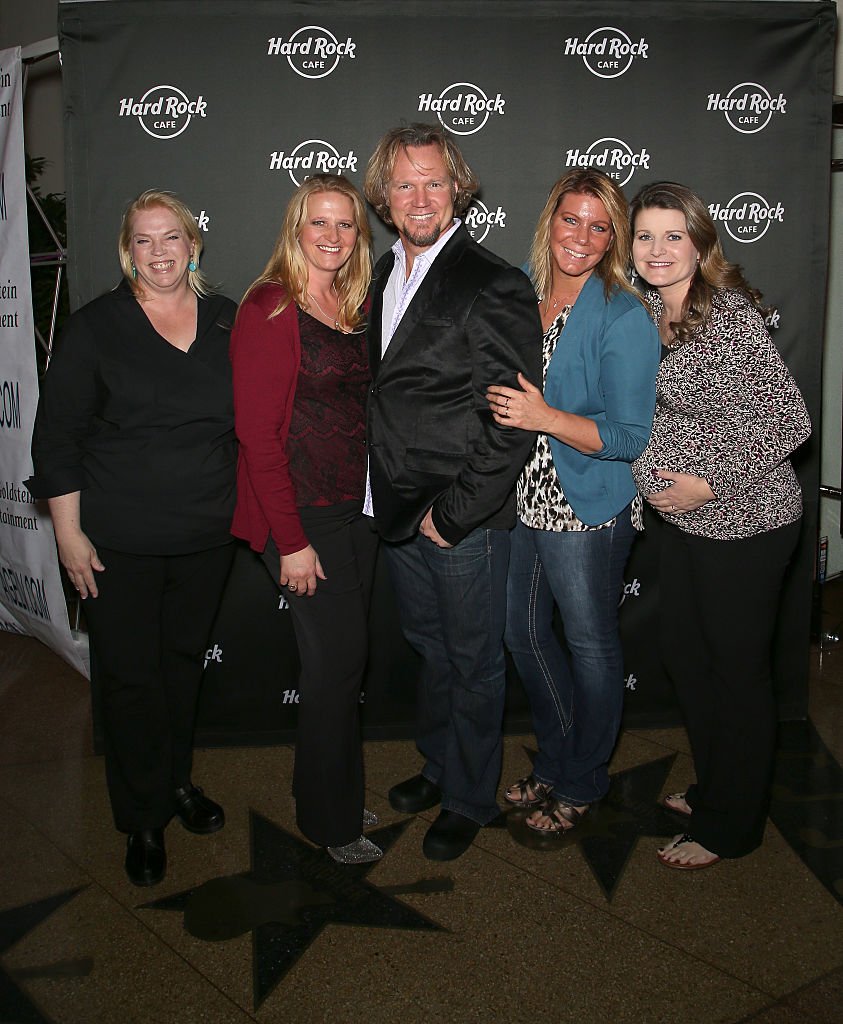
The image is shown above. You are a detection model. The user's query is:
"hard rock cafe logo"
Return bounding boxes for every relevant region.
[269,140,359,187]
[267,25,357,79]
[204,643,223,669]
[463,199,507,245]
[765,307,781,330]
[565,137,651,188]
[708,192,785,244]
[704,81,786,134]
[563,27,649,79]
[618,577,641,607]
[118,85,207,140]
[707,82,787,134]
[418,82,506,136]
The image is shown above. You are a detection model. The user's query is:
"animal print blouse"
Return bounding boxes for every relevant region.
[631,288,810,541]
[518,307,643,532]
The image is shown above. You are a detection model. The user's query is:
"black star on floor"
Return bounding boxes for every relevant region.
[142,810,446,1008]
[0,886,88,1023]
[507,751,681,900]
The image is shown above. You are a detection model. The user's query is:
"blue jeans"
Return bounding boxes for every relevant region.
[384,528,510,824]
[504,509,636,805]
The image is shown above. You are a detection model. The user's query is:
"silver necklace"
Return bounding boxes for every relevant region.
[307,289,341,331]
[545,293,575,313]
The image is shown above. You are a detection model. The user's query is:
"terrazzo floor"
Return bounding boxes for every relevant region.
[1,586,841,1024]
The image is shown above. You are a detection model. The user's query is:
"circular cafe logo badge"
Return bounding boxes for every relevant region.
[280,25,356,79]
[418,82,506,136]
[708,192,785,244]
[269,139,359,186]
[565,137,651,188]
[118,85,207,140]
[564,26,649,79]
[463,200,507,245]
[707,82,787,134]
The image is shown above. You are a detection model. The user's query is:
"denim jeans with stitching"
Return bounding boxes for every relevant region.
[504,508,635,805]
[384,527,510,824]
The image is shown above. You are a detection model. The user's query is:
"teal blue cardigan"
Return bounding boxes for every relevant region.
[542,273,659,526]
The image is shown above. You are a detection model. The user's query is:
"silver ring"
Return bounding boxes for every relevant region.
[288,584,297,591]
[670,505,677,512]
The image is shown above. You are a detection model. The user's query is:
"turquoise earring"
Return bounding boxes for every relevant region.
[131,261,137,279]
[188,254,197,272]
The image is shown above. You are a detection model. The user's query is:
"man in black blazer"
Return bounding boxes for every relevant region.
[363,124,542,860]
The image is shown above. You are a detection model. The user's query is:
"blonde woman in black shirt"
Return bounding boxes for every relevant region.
[30,190,237,887]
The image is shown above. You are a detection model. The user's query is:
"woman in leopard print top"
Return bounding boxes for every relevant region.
[630,181,810,870]
[486,169,659,835]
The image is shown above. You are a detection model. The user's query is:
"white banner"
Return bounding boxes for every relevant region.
[0,46,87,675]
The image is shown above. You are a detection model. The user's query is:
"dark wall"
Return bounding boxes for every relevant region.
[61,0,837,738]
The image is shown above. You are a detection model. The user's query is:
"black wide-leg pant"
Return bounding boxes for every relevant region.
[658,519,800,858]
[83,543,234,833]
[261,502,378,848]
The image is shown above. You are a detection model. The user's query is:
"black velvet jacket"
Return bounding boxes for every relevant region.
[366,226,542,545]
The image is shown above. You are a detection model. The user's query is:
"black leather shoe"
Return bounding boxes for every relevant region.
[422,810,481,861]
[125,828,166,887]
[173,784,225,834]
[388,774,442,814]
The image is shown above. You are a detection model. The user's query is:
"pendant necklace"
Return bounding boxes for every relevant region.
[307,289,341,331]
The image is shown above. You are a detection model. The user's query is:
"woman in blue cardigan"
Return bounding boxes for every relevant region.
[487,169,659,833]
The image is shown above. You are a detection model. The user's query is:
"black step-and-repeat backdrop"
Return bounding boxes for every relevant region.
[59,0,836,741]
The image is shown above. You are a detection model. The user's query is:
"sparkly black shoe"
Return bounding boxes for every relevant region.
[327,836,383,864]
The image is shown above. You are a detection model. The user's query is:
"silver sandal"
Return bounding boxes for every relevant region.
[504,774,554,808]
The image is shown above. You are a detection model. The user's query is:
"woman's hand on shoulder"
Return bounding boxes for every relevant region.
[279,544,326,598]
[486,372,550,431]
[55,529,105,599]
[646,470,715,514]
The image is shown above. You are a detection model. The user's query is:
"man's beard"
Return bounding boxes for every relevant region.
[401,219,443,249]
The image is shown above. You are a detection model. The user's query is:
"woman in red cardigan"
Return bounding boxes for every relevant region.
[230,174,379,863]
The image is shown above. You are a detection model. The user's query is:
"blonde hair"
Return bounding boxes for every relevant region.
[243,175,372,332]
[630,181,765,346]
[529,169,635,304]
[364,123,479,224]
[118,189,209,297]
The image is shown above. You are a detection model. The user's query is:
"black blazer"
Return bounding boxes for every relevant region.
[366,225,542,545]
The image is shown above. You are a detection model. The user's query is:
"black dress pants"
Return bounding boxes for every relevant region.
[659,519,800,858]
[262,502,378,848]
[83,544,234,832]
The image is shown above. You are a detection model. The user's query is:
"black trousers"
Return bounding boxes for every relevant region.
[659,519,800,858]
[84,544,234,832]
[262,503,378,847]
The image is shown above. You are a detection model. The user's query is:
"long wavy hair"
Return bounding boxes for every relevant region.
[629,181,765,347]
[244,175,372,332]
[364,122,479,224]
[118,189,210,297]
[529,168,635,304]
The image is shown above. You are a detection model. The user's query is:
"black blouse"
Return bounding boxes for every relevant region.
[29,281,237,555]
[288,307,369,508]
